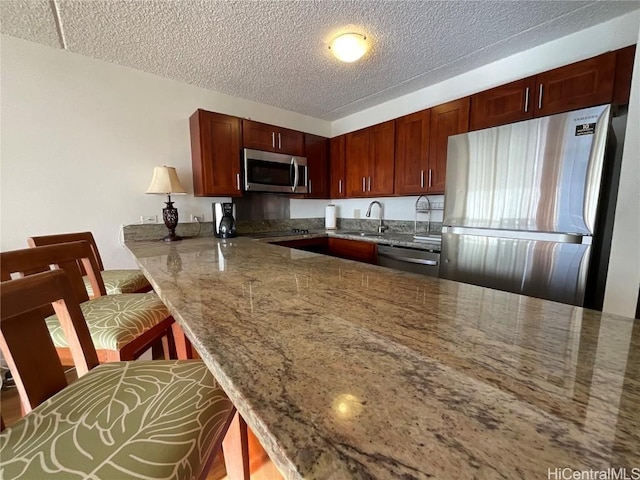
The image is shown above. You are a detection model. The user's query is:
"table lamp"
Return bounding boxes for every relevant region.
[146,166,187,242]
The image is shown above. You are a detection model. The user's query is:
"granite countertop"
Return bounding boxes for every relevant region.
[126,236,639,480]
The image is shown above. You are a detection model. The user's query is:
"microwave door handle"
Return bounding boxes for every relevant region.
[291,157,299,191]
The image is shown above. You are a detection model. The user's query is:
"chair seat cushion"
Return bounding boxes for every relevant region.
[84,269,151,296]
[46,293,169,351]
[0,360,234,480]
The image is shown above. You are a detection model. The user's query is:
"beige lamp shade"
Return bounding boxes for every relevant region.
[146,166,187,195]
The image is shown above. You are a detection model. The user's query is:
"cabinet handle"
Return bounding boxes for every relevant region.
[339,179,342,194]
[524,87,530,113]
[278,133,282,150]
[368,177,371,191]
[420,170,425,188]
[271,132,275,149]
[362,177,366,192]
[309,179,312,194]
[538,84,543,110]
[236,173,241,190]
[428,169,433,188]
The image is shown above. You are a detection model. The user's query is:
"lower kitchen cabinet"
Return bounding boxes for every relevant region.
[274,237,377,264]
[327,238,377,264]
[273,237,328,254]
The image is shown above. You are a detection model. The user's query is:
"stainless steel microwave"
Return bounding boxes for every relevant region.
[243,149,308,194]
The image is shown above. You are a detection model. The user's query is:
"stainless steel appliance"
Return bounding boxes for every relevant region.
[213,202,237,238]
[441,104,620,308]
[243,149,308,193]
[378,245,440,278]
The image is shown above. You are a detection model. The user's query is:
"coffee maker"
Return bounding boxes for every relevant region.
[213,203,237,238]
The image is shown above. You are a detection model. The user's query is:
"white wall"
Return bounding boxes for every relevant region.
[603,27,640,318]
[0,36,330,268]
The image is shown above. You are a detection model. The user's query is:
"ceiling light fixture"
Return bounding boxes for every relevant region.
[329,33,368,63]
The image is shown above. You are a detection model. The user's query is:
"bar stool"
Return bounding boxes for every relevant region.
[0,269,236,479]
[1,241,176,363]
[28,231,152,297]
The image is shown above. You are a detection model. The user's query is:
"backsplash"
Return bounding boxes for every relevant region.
[124,218,441,242]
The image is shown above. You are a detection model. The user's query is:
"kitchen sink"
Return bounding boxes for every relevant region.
[341,231,385,238]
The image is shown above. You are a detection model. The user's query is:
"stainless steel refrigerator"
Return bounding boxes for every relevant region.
[440,104,621,308]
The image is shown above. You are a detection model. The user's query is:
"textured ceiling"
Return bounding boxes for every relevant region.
[1,0,639,121]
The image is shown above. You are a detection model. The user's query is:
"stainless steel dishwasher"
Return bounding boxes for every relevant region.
[377,245,440,277]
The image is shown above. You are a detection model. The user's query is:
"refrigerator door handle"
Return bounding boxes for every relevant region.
[441,226,590,244]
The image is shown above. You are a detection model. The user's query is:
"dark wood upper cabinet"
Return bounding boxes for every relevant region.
[613,44,636,105]
[369,121,395,196]
[345,121,394,197]
[534,51,616,117]
[190,110,242,197]
[429,98,470,194]
[469,77,536,131]
[345,127,370,197]
[330,135,347,198]
[394,109,431,195]
[242,119,305,156]
[304,134,329,199]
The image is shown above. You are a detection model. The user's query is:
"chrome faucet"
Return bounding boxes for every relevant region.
[366,201,387,233]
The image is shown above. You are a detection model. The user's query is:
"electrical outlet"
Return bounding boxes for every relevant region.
[191,214,204,222]
[140,215,157,224]
[354,209,361,219]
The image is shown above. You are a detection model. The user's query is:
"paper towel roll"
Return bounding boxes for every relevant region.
[325,204,337,230]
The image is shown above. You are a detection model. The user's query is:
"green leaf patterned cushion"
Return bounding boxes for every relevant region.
[0,360,234,480]
[46,293,169,351]
[84,269,151,296]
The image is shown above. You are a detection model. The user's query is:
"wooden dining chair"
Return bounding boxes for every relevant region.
[28,231,152,297]
[0,269,236,479]
[1,241,177,363]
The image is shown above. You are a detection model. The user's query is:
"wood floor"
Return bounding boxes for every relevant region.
[1,368,283,480]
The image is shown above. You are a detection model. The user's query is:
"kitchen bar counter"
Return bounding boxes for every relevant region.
[126,237,639,479]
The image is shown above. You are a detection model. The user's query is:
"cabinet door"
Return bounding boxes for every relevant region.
[345,128,370,197]
[429,97,470,194]
[304,134,329,199]
[394,110,430,195]
[330,135,347,198]
[190,110,242,197]
[327,238,377,264]
[369,120,395,196]
[242,120,277,152]
[613,44,636,105]
[277,127,305,156]
[470,77,536,130]
[535,51,616,117]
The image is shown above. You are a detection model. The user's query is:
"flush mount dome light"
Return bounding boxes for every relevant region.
[330,33,368,63]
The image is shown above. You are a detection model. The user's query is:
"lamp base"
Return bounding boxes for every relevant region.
[162,196,181,242]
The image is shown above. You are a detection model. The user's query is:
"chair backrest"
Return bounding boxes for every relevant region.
[28,231,105,272]
[1,241,107,300]
[0,270,100,413]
